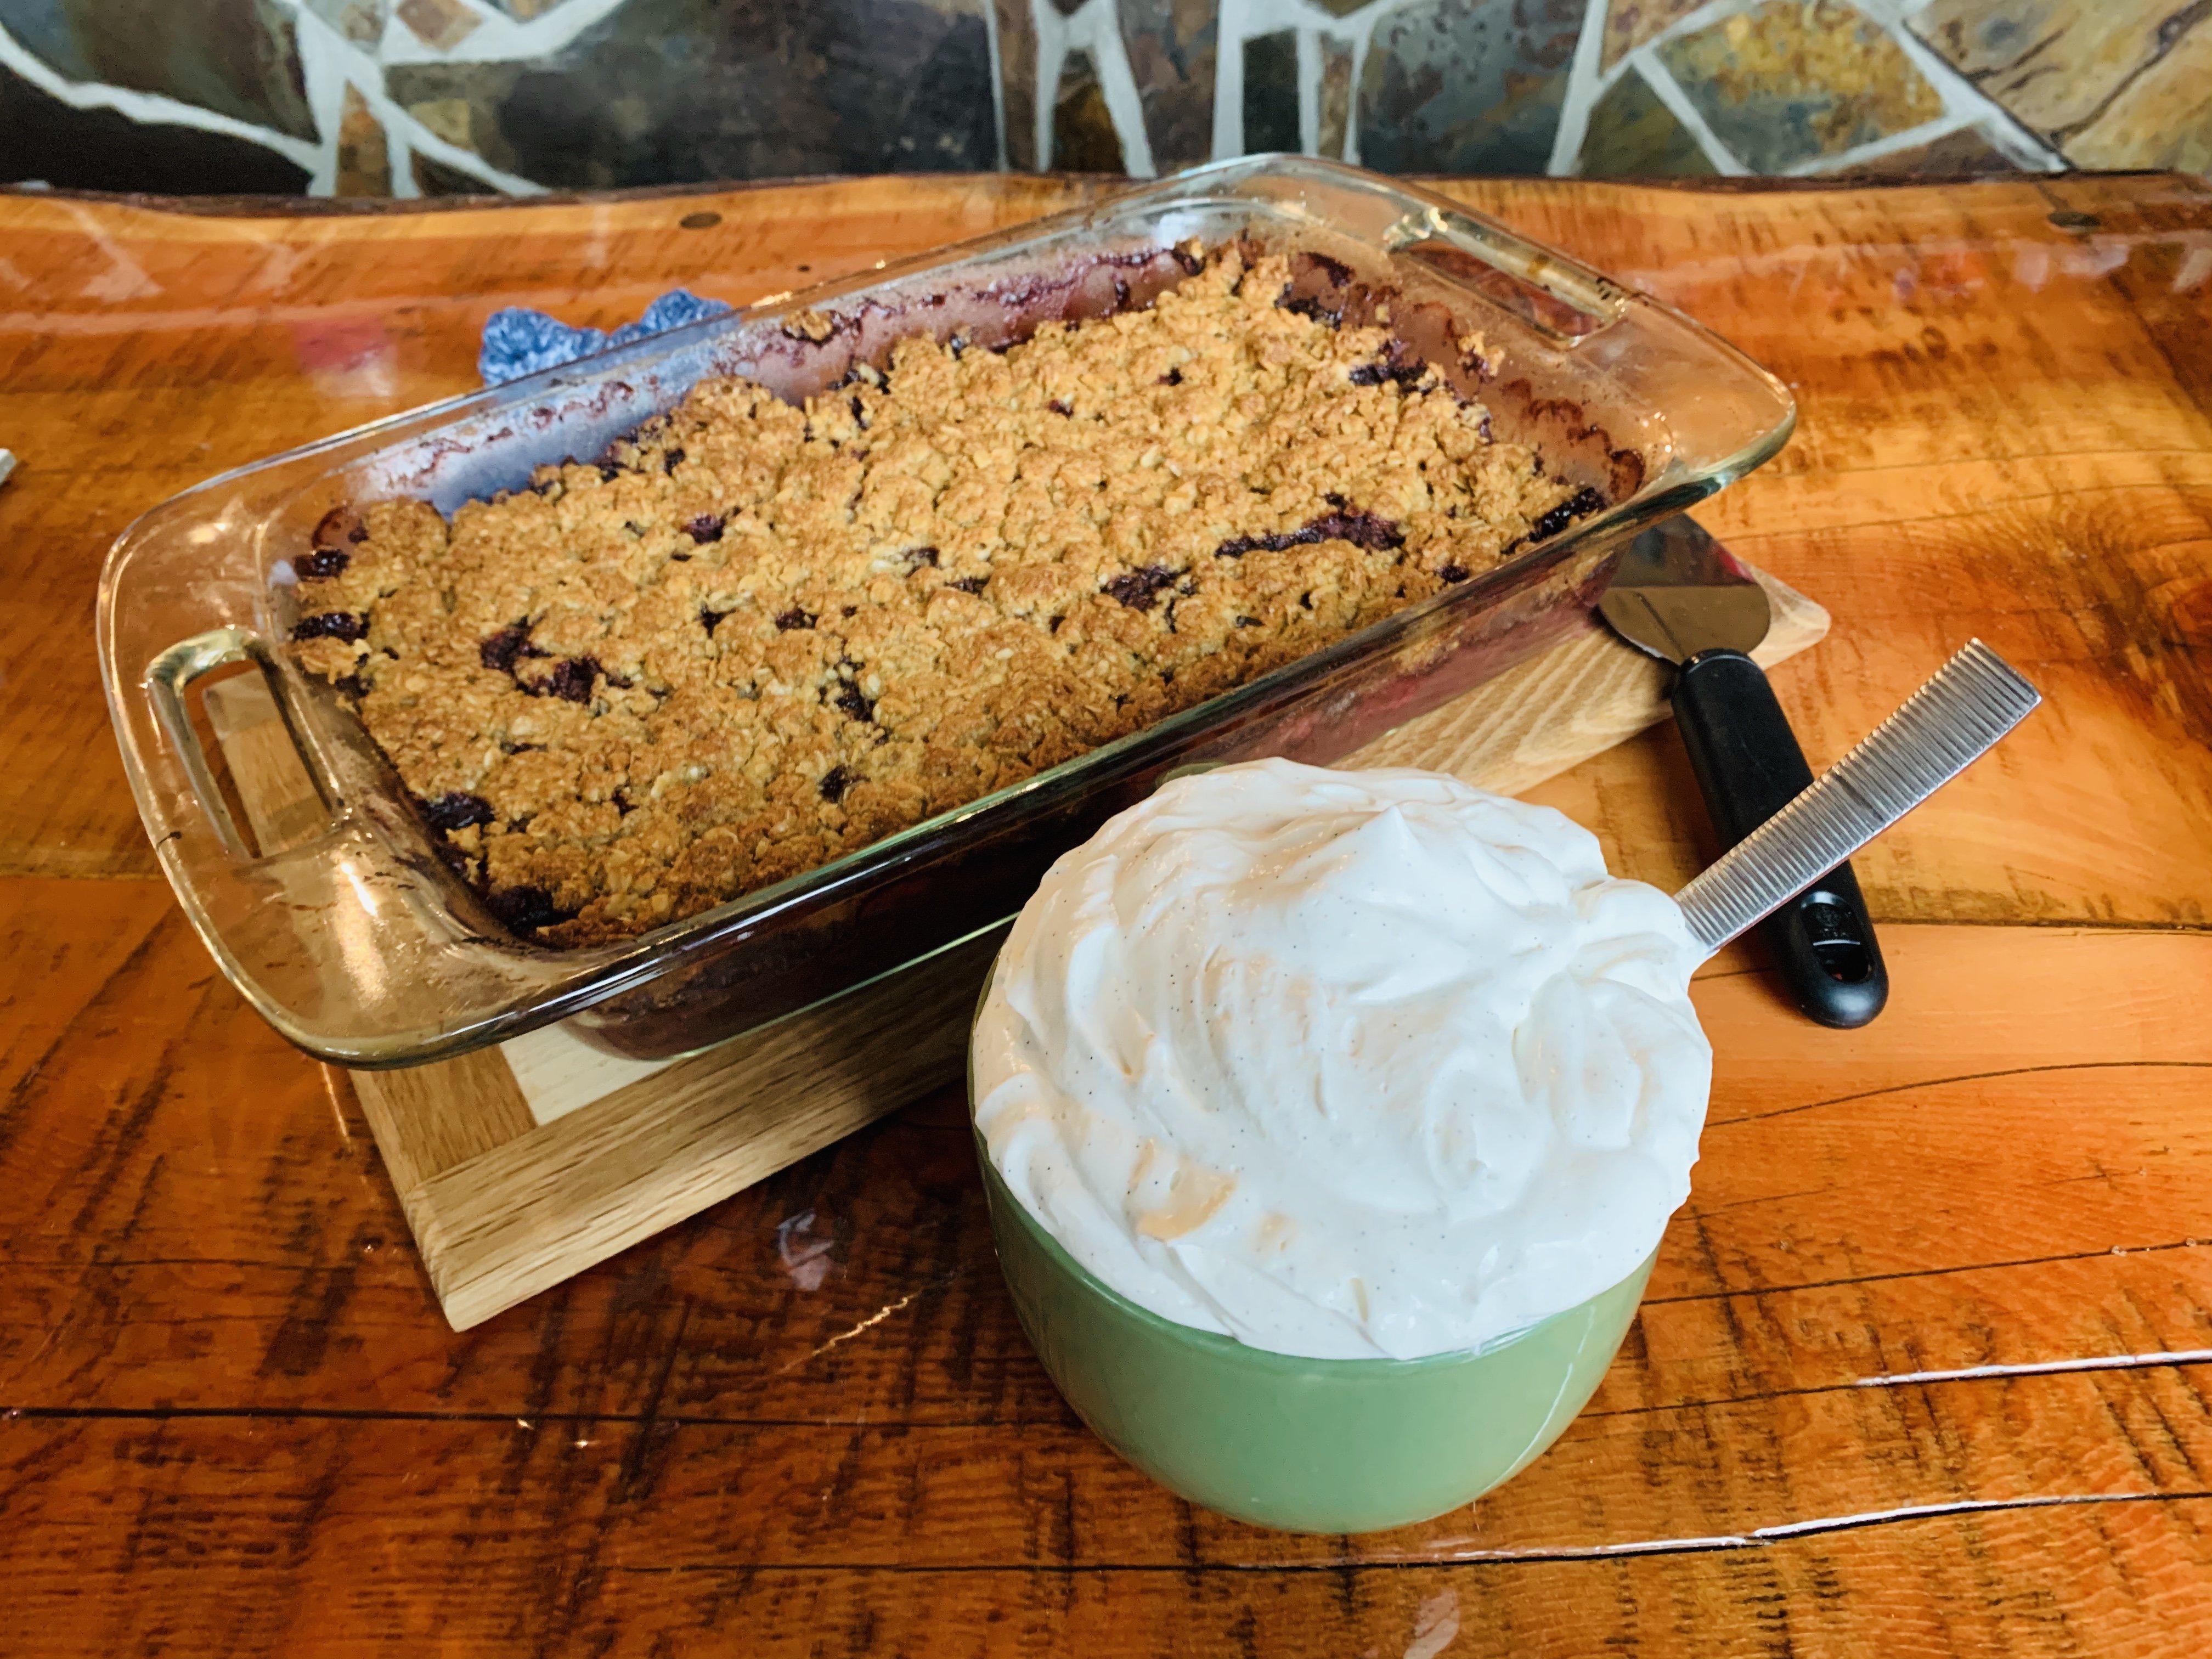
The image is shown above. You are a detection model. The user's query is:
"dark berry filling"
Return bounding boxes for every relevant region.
[523,657,601,703]
[1305,252,1353,287]
[1530,486,1607,543]
[904,545,940,571]
[1215,504,1402,561]
[701,606,730,634]
[295,548,351,580]
[1439,562,1470,584]
[1277,288,1342,329]
[774,607,816,631]
[1047,399,1074,417]
[485,884,569,935]
[1347,352,1427,391]
[292,612,367,643]
[479,623,543,673]
[947,575,988,594]
[829,659,876,722]
[420,791,495,832]
[684,514,726,544]
[1103,565,1182,612]
[818,765,855,804]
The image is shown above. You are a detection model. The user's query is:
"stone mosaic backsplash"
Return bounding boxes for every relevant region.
[1,1,2205,196]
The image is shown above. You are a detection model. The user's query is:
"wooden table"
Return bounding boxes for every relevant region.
[4,171,2210,1656]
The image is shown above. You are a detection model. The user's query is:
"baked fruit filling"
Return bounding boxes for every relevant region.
[290,247,1598,946]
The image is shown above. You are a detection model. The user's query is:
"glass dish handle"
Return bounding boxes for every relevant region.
[1384,201,1629,343]
[116,613,565,1063]
[142,626,334,858]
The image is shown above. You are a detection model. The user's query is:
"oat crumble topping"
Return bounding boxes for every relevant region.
[290,249,1592,945]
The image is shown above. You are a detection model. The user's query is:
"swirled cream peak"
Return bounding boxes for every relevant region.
[971,758,1711,1361]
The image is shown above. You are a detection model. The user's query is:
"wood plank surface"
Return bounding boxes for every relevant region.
[187,564,1824,1336]
[2,171,2210,1656]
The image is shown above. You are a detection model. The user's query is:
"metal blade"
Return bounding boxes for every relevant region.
[1673,640,2041,956]
[1596,515,1771,665]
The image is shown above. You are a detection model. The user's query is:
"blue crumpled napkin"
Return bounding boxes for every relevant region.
[478,288,733,386]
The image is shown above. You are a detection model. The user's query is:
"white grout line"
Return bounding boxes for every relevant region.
[6,0,2087,200]
[1780,108,1976,176]
[1209,0,1249,162]
[1546,0,1617,178]
[982,0,1010,173]
[1074,0,1156,177]
[376,0,634,69]
[1857,1351,2212,1389]
[294,7,545,196]
[1631,49,1750,176]
[1030,0,1066,171]
[0,19,323,175]
[1874,5,2067,166]
[1030,0,1160,176]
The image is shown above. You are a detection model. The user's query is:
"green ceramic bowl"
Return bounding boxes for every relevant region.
[968,947,1657,1533]
[973,1141,1653,1534]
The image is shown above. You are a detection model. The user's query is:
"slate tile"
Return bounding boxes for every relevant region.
[1317,34,1353,159]
[383,0,997,188]
[994,0,1036,168]
[1119,0,1215,169]
[1051,46,1124,172]
[0,0,316,140]
[1243,28,1299,154]
[2061,21,2212,172]
[1600,0,1702,69]
[396,0,480,51]
[1577,63,1714,176]
[1829,120,2028,177]
[406,95,474,150]
[1658,0,1943,172]
[1357,0,1582,175]
[305,0,388,49]
[1911,0,2204,145]
[0,55,310,190]
[334,83,392,196]
[413,151,494,194]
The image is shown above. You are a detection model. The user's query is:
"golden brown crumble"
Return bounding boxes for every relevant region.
[290,249,1586,945]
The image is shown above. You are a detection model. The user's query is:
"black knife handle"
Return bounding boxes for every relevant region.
[1672,648,1888,1029]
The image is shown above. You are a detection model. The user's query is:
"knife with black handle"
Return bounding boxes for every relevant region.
[1598,516,1888,1028]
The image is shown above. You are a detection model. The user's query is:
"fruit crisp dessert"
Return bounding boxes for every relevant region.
[289,247,1600,947]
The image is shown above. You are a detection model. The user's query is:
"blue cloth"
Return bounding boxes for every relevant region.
[478,288,733,386]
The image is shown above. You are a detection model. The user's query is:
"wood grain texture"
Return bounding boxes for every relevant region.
[192,562,1820,1333]
[4,173,2211,1656]
[11,173,2210,921]
[403,926,1006,1331]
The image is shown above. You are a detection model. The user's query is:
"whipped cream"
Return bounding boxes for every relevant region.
[970,758,1711,1361]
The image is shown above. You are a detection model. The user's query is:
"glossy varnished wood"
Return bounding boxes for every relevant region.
[2,173,2210,1655]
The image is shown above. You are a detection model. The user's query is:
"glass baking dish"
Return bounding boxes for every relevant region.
[99,156,1792,1068]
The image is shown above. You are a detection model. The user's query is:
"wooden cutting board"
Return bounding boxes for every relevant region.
[202,569,1823,1329]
